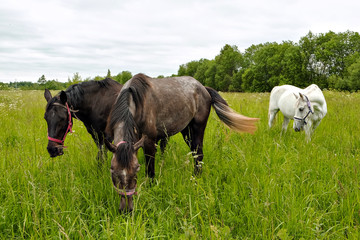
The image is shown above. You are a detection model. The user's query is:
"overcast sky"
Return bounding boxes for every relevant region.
[1,0,359,83]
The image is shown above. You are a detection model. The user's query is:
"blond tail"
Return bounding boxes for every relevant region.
[205,87,259,134]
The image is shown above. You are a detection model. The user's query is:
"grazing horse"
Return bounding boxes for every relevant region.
[268,84,327,140]
[105,73,259,212]
[44,78,122,160]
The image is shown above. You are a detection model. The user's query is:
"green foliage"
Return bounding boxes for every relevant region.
[178,60,200,77]
[1,90,360,239]
[214,44,243,91]
[0,82,9,90]
[93,75,104,81]
[106,69,112,78]
[177,30,360,92]
[114,71,133,84]
[37,74,46,85]
[347,57,360,90]
[66,72,82,88]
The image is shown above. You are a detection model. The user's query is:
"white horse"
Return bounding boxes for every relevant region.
[268,84,327,140]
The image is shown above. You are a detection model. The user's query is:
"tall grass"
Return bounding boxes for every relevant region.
[1,89,360,239]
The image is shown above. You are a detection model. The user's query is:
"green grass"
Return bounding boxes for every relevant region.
[1,89,360,239]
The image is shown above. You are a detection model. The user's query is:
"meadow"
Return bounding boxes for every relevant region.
[1,89,360,239]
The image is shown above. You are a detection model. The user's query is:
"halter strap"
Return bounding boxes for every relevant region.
[304,95,313,114]
[118,188,137,197]
[116,141,127,147]
[47,102,73,144]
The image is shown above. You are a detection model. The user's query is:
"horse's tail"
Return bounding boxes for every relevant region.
[205,87,259,134]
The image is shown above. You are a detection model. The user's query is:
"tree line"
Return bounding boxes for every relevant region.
[178,30,360,92]
[1,30,359,92]
[0,70,133,90]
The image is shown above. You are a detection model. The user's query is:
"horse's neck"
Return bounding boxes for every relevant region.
[113,122,126,143]
[65,90,87,121]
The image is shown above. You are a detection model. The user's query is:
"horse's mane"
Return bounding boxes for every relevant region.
[107,73,151,169]
[45,78,118,111]
[65,78,118,107]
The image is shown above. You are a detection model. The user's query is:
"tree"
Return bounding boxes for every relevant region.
[178,60,201,77]
[37,75,46,85]
[66,72,82,87]
[347,57,360,90]
[214,44,243,91]
[114,71,132,84]
[204,60,217,89]
[106,69,112,78]
[194,59,211,85]
[299,30,360,89]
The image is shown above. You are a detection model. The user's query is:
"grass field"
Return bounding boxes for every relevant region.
[1,89,360,239]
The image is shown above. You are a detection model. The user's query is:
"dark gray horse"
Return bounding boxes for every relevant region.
[105,73,259,212]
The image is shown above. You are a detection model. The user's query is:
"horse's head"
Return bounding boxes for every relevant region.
[44,89,73,157]
[293,92,313,132]
[105,136,144,213]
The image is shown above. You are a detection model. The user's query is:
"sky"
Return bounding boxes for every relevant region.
[1,0,359,83]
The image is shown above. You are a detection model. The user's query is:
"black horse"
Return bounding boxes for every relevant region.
[44,78,122,160]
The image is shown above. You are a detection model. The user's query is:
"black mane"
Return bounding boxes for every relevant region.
[45,78,118,111]
[107,74,151,168]
[65,78,117,108]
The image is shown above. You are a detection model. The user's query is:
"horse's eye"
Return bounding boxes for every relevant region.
[299,107,304,112]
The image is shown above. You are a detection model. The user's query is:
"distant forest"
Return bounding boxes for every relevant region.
[2,30,360,92]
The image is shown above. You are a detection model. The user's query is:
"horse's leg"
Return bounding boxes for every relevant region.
[143,139,157,179]
[268,109,279,128]
[96,132,108,166]
[282,117,290,132]
[182,120,206,175]
[312,119,321,131]
[159,138,168,154]
[304,120,315,142]
[191,124,206,175]
[181,127,192,149]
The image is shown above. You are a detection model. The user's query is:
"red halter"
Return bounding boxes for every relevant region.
[47,102,73,144]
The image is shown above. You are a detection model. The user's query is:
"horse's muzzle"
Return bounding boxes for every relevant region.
[47,144,64,157]
[119,196,134,213]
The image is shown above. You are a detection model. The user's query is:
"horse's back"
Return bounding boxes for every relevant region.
[269,85,301,117]
[152,76,207,97]
[304,84,327,117]
[305,84,325,101]
[143,76,211,137]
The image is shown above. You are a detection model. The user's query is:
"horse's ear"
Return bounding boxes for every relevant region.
[133,135,145,151]
[293,93,299,99]
[299,92,305,100]
[60,91,67,103]
[105,139,117,153]
[44,89,52,102]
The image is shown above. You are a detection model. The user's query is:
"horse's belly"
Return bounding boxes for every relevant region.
[156,111,194,137]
